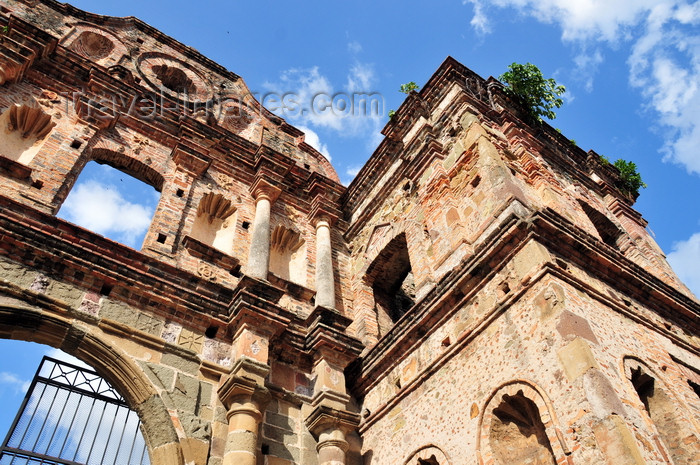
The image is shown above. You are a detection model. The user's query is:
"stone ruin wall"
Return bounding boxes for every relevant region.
[0,2,698,465]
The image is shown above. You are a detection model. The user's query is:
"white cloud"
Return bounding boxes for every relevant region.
[296,125,331,161]
[346,165,362,178]
[60,180,155,248]
[0,371,30,394]
[348,40,363,54]
[465,0,700,175]
[667,232,700,297]
[263,63,385,152]
[463,0,491,35]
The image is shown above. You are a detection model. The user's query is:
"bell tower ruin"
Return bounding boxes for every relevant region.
[0,1,698,464]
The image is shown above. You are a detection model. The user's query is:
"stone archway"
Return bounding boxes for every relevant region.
[402,445,451,465]
[477,380,570,465]
[0,300,185,465]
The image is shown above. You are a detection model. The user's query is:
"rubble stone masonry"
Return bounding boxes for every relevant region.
[0,1,698,464]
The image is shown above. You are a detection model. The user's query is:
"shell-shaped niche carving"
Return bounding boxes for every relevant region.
[153,65,196,94]
[70,31,114,60]
[137,53,213,102]
[197,192,237,223]
[271,225,304,252]
[7,104,55,140]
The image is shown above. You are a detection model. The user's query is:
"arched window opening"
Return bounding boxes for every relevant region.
[366,234,415,330]
[0,340,149,465]
[269,225,307,285]
[489,391,556,465]
[418,456,439,465]
[190,192,237,254]
[629,365,698,465]
[0,104,55,165]
[578,201,623,248]
[57,161,160,249]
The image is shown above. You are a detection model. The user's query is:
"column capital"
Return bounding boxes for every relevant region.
[218,358,271,410]
[304,403,360,438]
[250,176,282,203]
[308,194,340,227]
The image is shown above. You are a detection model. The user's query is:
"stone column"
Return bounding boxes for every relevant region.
[317,426,349,465]
[247,193,272,279]
[315,218,335,309]
[305,402,359,465]
[218,359,270,465]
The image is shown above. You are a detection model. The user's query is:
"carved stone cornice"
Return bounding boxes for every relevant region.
[171,139,211,176]
[305,306,362,366]
[228,276,292,337]
[304,403,360,438]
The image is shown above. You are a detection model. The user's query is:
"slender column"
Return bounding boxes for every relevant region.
[315,218,335,308]
[247,194,271,279]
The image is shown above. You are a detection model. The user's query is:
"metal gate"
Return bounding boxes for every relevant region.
[0,356,150,465]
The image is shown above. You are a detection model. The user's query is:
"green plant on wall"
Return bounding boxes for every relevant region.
[599,154,647,197]
[614,159,647,198]
[399,81,420,94]
[389,82,421,117]
[499,62,565,122]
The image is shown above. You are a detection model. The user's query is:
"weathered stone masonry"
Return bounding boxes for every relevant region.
[0,1,698,464]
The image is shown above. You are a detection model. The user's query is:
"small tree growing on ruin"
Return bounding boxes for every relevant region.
[499,62,565,121]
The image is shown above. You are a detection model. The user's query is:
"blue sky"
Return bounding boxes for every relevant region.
[2,0,699,439]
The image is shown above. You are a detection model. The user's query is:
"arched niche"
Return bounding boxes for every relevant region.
[0,104,55,165]
[478,381,570,465]
[269,224,307,285]
[402,445,452,465]
[623,357,700,465]
[0,301,184,465]
[190,192,237,254]
[364,233,416,332]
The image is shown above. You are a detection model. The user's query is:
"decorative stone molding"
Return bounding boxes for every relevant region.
[197,192,237,223]
[6,104,55,140]
[270,224,304,252]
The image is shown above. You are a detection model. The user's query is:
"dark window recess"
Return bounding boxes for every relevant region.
[688,380,700,399]
[578,201,623,247]
[261,444,269,455]
[100,283,113,296]
[366,234,416,323]
[157,233,167,243]
[205,326,218,339]
[241,221,250,230]
[70,139,82,149]
[176,188,185,197]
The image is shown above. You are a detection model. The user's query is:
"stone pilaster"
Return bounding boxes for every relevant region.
[305,401,360,465]
[218,358,271,465]
[304,306,363,465]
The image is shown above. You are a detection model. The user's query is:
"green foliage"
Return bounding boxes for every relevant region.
[613,159,647,197]
[0,26,7,34]
[388,109,396,118]
[499,62,566,121]
[399,81,419,94]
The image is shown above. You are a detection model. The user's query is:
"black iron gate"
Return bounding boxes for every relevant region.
[0,356,150,465]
